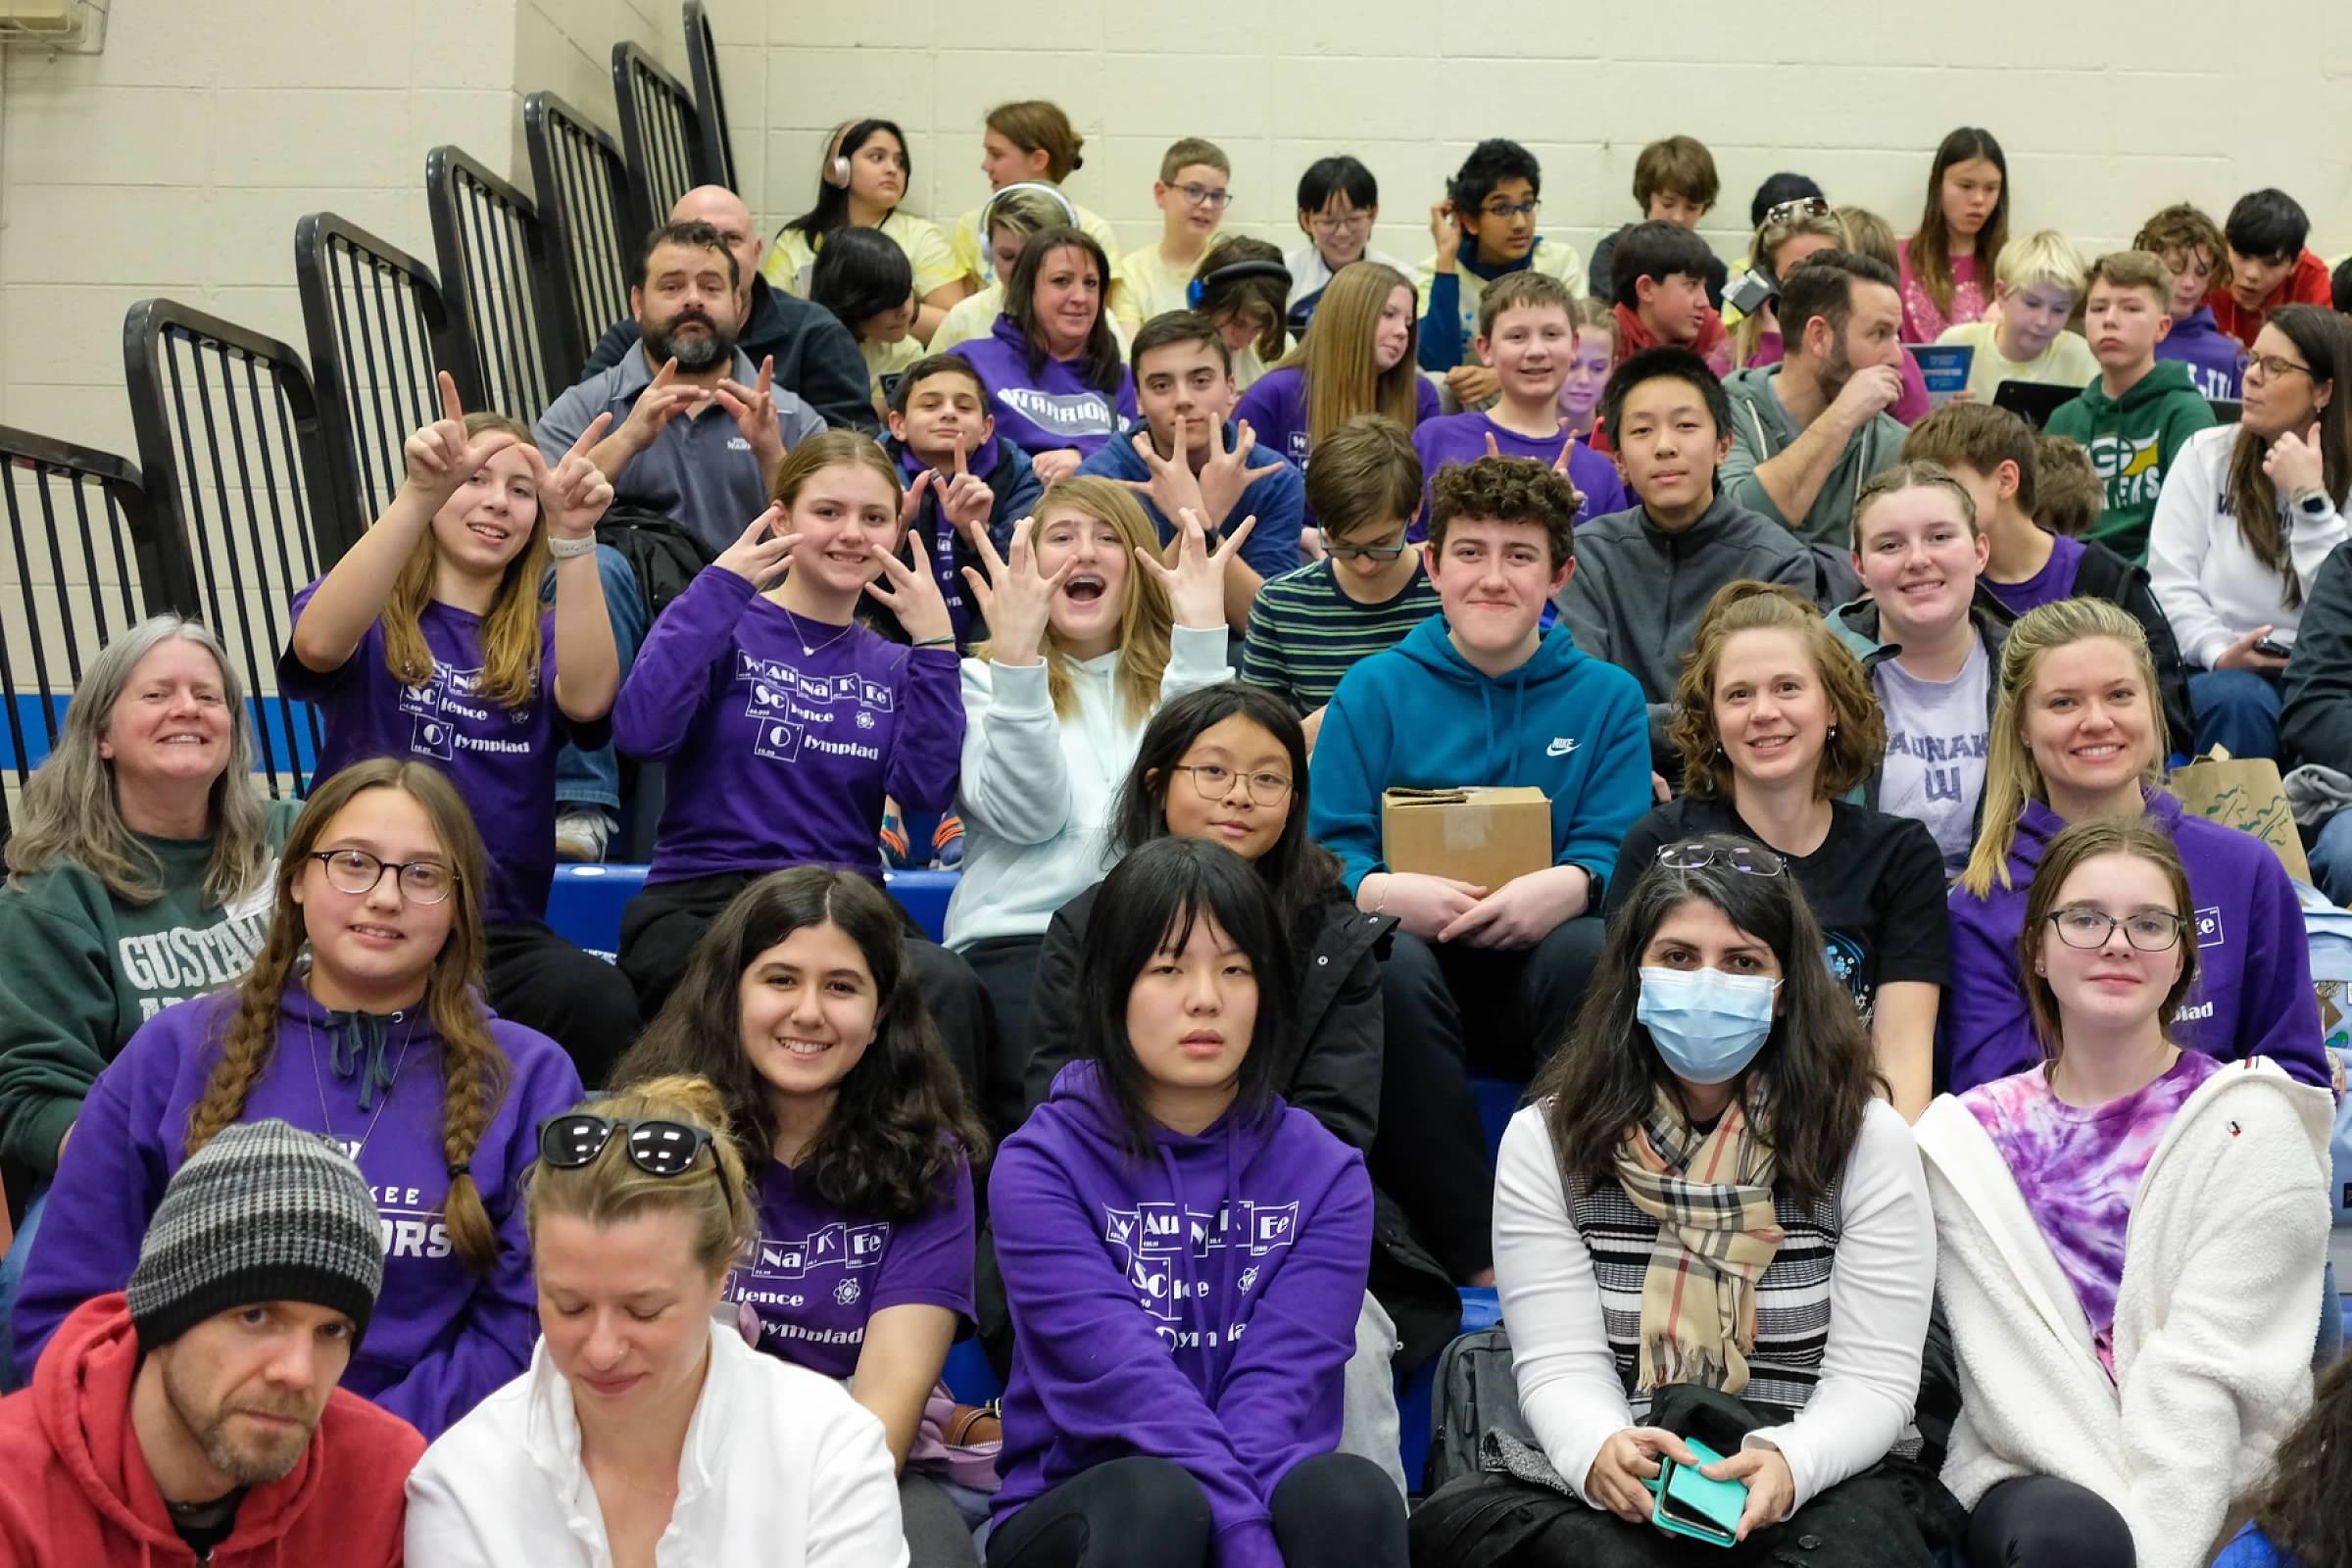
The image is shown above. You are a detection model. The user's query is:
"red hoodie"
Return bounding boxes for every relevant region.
[0,1294,422,1567]
[2206,249,2334,349]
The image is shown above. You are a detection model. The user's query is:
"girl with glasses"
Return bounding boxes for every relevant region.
[1945,598,2328,1098]
[612,866,990,1567]
[943,484,1241,1123]
[1612,581,1950,1121]
[1413,831,1958,1563]
[1917,815,2330,1568]
[405,1073,909,1565]
[2148,303,2351,760]
[11,758,585,1437]
[1236,261,1440,473]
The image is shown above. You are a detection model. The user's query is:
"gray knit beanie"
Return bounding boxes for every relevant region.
[127,1118,386,1353]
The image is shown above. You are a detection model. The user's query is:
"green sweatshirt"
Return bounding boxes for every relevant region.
[2043,359,2217,564]
[0,799,296,1179]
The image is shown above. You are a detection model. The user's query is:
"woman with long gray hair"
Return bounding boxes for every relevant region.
[0,613,293,1383]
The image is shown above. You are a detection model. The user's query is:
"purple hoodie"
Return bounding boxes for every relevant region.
[609,566,964,885]
[279,583,610,929]
[989,1061,1371,1568]
[1940,788,2327,1093]
[1232,366,1444,469]
[2154,306,2250,401]
[10,985,583,1436]
[1409,411,1627,540]
[950,315,1138,459]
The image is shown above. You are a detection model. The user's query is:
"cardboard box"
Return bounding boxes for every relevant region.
[1381,786,1552,892]
[2166,749,2313,884]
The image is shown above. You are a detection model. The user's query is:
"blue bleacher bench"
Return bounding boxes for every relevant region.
[546,863,960,956]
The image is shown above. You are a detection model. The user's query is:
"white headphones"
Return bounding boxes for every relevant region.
[983,179,1078,230]
[821,122,854,189]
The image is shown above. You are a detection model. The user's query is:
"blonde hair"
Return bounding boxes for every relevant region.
[525,1074,756,1278]
[383,412,549,710]
[983,186,1067,252]
[1850,459,1979,551]
[183,758,509,1272]
[1958,599,2170,900]
[1832,206,1899,272]
[1668,581,1886,801]
[977,477,1174,722]
[4,615,274,906]
[1274,262,1421,451]
[1734,206,1848,364]
[1992,229,2089,300]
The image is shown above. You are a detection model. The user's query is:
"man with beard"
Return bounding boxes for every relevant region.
[580,186,877,436]
[0,1119,418,1565]
[1718,250,1907,588]
[536,218,826,557]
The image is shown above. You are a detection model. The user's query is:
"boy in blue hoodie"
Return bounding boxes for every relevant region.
[1314,455,1648,1064]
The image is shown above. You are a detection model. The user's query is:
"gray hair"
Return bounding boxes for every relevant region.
[4,614,273,906]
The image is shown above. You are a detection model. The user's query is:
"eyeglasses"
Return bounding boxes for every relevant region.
[538,1114,715,1176]
[1480,199,1541,220]
[1655,841,1788,877]
[1763,196,1833,226]
[1173,183,1231,210]
[2244,354,2315,383]
[1171,762,1293,806]
[2046,906,2186,953]
[1309,212,1371,235]
[309,849,456,905]
[1319,528,1409,561]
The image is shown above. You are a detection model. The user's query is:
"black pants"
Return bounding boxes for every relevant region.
[483,920,641,1089]
[616,870,994,1108]
[1369,915,1607,1281]
[986,1452,1403,1568]
[1966,1476,2135,1568]
[961,933,1048,1141]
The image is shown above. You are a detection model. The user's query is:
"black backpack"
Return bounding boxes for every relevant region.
[1424,1325,1531,1495]
[594,505,716,627]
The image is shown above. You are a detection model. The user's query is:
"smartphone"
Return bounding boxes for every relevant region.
[1650,1439,1747,1548]
[1722,267,1778,318]
[2255,637,2292,659]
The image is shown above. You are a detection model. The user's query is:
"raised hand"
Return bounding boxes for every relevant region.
[1196,418,1283,530]
[713,354,785,468]
[1121,415,1208,524]
[1031,448,1084,486]
[616,358,706,456]
[402,370,518,503]
[933,429,997,549]
[1428,199,1461,268]
[960,517,1072,665]
[2263,419,2327,498]
[714,505,799,587]
[865,527,956,646]
[528,413,615,540]
[1135,506,1256,630]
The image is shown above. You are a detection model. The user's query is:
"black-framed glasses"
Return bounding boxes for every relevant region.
[309,849,456,905]
[1173,182,1231,210]
[538,1114,715,1176]
[1763,195,1833,225]
[1480,199,1540,220]
[1319,527,1409,561]
[1656,841,1788,877]
[2046,906,2186,953]
[2245,354,2314,384]
[1171,762,1293,806]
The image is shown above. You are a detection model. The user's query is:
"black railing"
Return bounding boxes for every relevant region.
[0,428,167,843]
[122,299,340,799]
[524,91,634,380]
[612,42,704,243]
[682,0,736,193]
[426,144,566,424]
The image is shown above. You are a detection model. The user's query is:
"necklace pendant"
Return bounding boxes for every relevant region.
[802,644,813,656]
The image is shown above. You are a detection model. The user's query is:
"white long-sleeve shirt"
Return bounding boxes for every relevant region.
[404,1322,908,1568]
[2147,423,2349,669]
[1492,1098,1934,1516]
[943,624,1230,950]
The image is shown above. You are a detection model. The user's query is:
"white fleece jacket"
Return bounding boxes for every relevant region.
[944,623,1230,950]
[1916,1057,2331,1568]
[2146,423,2348,669]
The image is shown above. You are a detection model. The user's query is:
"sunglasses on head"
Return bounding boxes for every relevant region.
[538,1113,714,1177]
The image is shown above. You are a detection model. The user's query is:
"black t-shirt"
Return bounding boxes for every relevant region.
[1609,796,1950,1018]
[167,1490,244,1557]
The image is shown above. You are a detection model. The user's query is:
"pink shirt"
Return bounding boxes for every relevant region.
[1897,240,1985,344]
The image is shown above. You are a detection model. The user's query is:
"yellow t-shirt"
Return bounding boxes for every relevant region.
[951,199,1120,286]
[862,335,925,414]
[1111,242,1214,338]
[931,283,1004,355]
[1935,319,2102,405]
[759,210,963,302]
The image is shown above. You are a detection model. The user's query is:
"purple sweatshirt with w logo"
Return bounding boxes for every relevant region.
[950,315,1137,459]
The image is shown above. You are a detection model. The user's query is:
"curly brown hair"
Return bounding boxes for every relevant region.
[1669,581,1885,801]
[2230,1352,2352,1566]
[1429,455,1581,572]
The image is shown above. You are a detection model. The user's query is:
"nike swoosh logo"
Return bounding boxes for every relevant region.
[1547,738,1577,757]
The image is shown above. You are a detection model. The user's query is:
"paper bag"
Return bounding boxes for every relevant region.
[2166,747,2313,884]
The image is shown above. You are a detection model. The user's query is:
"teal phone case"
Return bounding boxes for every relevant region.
[1650,1439,1747,1547]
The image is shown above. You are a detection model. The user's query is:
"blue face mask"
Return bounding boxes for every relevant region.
[1637,966,1782,1085]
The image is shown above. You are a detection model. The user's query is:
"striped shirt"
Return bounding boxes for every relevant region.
[1240,559,1443,712]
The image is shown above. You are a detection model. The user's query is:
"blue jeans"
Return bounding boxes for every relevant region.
[548,544,649,813]
[2186,665,2283,760]
[2313,808,2352,906]
[0,1187,49,1395]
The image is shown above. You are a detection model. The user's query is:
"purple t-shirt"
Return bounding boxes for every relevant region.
[1961,1049,2222,1377]
[1408,412,1628,540]
[609,567,965,886]
[1234,366,1444,469]
[279,586,608,929]
[725,1156,976,1380]
[1983,530,2087,617]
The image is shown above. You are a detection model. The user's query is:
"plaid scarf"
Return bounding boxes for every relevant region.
[1611,1086,1787,1394]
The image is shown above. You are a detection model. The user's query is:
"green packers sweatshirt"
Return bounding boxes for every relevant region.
[2043,359,2217,564]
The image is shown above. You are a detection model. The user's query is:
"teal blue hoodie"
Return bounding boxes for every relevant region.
[1307,617,1652,900]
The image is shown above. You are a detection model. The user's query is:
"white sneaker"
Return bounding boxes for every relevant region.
[555,807,617,863]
